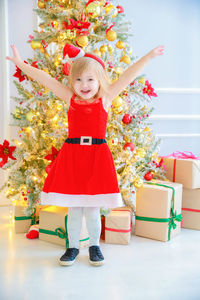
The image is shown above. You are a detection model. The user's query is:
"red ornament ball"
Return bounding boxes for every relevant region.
[124,142,135,151]
[122,114,132,124]
[144,172,153,181]
[116,5,124,13]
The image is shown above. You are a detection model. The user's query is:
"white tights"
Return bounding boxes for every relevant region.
[67,207,101,248]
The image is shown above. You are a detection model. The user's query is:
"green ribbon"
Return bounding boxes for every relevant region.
[15,207,38,225]
[135,182,183,241]
[39,214,89,248]
[15,216,32,220]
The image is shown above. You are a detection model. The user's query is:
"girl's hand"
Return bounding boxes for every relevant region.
[6,44,22,64]
[148,45,165,59]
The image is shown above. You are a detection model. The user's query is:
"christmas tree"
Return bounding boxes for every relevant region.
[1,0,166,217]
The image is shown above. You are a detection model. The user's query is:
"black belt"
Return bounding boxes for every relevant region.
[65,136,106,145]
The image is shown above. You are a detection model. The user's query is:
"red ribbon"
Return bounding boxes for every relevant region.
[173,159,176,182]
[160,151,200,160]
[105,209,132,233]
[182,208,200,213]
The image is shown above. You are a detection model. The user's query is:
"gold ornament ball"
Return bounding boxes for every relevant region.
[112,96,123,108]
[53,21,59,29]
[40,47,45,53]
[107,45,114,54]
[136,148,146,158]
[105,4,114,14]
[123,45,133,55]
[38,1,46,9]
[93,49,101,57]
[141,105,147,112]
[56,104,63,111]
[58,32,68,42]
[113,106,123,114]
[115,67,123,74]
[85,2,101,18]
[76,35,88,47]
[31,41,42,50]
[120,55,131,64]
[99,45,107,53]
[116,40,125,49]
[65,29,76,40]
[54,60,60,67]
[26,111,34,122]
[138,77,146,85]
[134,177,143,188]
[54,55,62,67]
[106,30,117,41]
[14,108,22,119]
[144,126,151,132]
[41,132,46,138]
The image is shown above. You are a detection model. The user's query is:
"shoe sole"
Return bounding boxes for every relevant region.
[89,259,105,266]
[59,259,75,266]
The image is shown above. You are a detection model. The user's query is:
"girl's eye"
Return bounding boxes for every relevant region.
[76,78,81,81]
[89,79,93,81]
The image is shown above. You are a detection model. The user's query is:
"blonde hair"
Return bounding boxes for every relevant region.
[68,57,111,99]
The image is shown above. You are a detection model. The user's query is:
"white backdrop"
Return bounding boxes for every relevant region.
[0,0,37,204]
[0,0,199,204]
[120,0,200,154]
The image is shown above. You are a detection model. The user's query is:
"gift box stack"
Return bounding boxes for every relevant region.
[162,151,200,230]
[135,180,183,242]
[101,206,133,245]
[14,201,48,233]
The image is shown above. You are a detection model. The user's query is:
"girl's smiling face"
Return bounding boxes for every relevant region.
[73,69,99,100]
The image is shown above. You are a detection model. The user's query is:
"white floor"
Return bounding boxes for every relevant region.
[1,206,200,300]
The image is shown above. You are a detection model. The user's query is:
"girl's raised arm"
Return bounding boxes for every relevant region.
[106,45,164,102]
[6,45,73,105]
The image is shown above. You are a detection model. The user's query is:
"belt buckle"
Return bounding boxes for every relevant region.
[80,136,92,145]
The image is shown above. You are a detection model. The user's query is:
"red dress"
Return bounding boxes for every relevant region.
[40,93,123,208]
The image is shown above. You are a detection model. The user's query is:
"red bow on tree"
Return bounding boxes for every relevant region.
[142,80,157,99]
[44,146,60,162]
[44,146,60,174]
[63,18,91,32]
[0,140,16,168]
[13,61,39,82]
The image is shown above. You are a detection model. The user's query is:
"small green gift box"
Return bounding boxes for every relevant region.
[39,206,89,248]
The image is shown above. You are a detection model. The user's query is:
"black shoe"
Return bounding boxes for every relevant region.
[59,248,79,266]
[89,246,105,266]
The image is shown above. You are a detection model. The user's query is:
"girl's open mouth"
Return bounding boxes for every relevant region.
[81,90,91,94]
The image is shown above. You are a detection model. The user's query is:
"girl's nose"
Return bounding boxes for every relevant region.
[82,83,88,88]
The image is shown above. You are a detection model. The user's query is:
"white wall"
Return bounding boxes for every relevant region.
[120,0,200,155]
[0,0,199,204]
[0,0,37,205]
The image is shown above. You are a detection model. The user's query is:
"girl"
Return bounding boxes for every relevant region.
[6,43,164,266]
